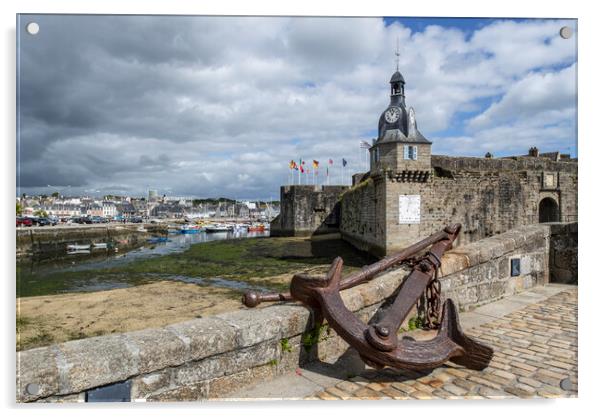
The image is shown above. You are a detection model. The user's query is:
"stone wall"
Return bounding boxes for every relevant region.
[548,222,578,284]
[270,185,349,236]
[341,155,577,256]
[17,224,563,403]
[339,177,387,254]
[16,224,168,258]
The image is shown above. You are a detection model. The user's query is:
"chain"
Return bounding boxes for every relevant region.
[424,267,442,329]
[402,256,442,330]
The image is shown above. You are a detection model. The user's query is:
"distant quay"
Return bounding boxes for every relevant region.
[16,223,168,258]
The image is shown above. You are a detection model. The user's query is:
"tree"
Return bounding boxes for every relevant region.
[34,209,48,218]
[16,203,23,216]
[51,192,60,198]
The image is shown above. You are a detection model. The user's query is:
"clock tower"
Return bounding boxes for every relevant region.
[369,68,432,181]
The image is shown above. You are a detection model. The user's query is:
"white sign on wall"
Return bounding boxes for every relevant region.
[399,195,421,224]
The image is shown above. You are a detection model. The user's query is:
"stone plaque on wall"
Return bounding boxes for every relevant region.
[543,172,556,189]
[399,195,421,224]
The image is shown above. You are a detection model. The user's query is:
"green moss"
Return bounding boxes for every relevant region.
[268,359,278,366]
[302,324,329,352]
[280,337,293,353]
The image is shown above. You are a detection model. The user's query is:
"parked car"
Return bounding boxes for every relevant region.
[72,216,93,224]
[16,217,33,227]
[36,217,57,226]
[131,217,144,223]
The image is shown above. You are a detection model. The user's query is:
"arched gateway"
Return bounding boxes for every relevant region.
[539,197,560,223]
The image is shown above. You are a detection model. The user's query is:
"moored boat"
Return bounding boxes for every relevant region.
[179,224,200,234]
[205,223,231,233]
[67,244,91,251]
[248,223,266,232]
[147,236,171,243]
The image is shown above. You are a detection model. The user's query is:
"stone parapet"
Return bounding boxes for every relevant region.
[17,224,565,402]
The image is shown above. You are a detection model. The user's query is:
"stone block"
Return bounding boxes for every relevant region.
[55,334,138,394]
[173,340,279,387]
[477,242,496,263]
[272,305,312,335]
[16,347,60,402]
[440,253,470,276]
[165,316,238,363]
[125,327,188,374]
[208,364,276,398]
[146,381,209,402]
[340,287,365,312]
[131,370,172,399]
[215,306,288,348]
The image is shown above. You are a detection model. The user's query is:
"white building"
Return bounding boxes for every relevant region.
[102,201,117,218]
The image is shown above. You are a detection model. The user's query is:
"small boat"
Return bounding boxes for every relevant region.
[67,249,91,255]
[205,223,231,233]
[179,224,200,234]
[67,244,91,251]
[136,226,147,232]
[147,236,170,243]
[92,242,108,249]
[248,224,266,232]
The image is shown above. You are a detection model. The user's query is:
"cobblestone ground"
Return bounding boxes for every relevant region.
[307,288,578,400]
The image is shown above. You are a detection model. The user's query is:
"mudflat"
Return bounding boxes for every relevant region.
[17,280,243,351]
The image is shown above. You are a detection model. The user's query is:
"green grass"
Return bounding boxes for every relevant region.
[17,235,376,298]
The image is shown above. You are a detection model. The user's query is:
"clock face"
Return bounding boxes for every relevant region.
[384,107,400,123]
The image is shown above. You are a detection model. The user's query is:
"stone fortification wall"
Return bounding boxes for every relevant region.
[270,185,349,237]
[341,155,577,255]
[18,224,560,403]
[338,178,386,255]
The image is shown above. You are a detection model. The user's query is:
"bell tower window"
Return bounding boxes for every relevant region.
[403,145,418,160]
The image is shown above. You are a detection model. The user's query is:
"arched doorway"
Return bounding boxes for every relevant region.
[539,197,559,223]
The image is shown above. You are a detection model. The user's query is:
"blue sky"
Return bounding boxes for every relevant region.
[17,15,577,198]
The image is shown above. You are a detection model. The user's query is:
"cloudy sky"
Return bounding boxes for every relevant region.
[17,15,577,199]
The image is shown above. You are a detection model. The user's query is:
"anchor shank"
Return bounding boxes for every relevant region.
[365,235,456,351]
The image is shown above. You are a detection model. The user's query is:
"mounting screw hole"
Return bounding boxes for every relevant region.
[560,377,573,391]
[26,22,40,35]
[559,26,572,39]
[25,383,40,395]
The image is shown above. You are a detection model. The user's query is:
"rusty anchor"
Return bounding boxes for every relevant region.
[242,224,493,371]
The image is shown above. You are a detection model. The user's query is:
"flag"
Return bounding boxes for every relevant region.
[328,158,333,165]
[313,160,319,169]
[289,160,296,169]
[360,140,371,149]
[300,164,305,173]
[342,158,348,167]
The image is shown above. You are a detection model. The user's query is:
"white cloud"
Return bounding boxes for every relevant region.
[18,16,577,198]
[468,64,576,130]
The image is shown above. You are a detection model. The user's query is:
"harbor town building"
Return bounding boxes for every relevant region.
[270,69,578,256]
